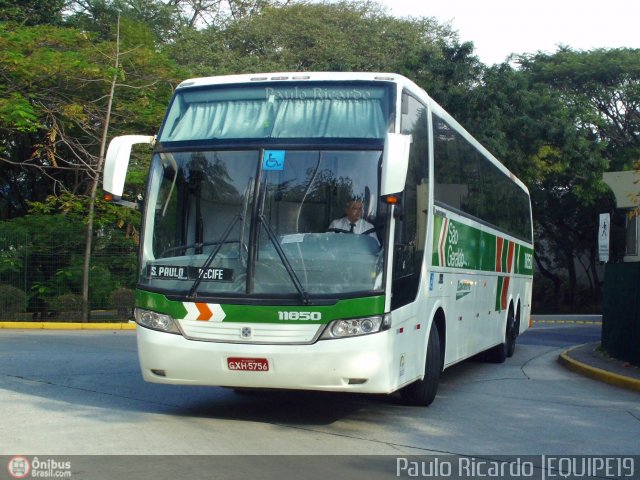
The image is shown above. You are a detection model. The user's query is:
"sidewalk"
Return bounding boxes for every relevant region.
[0,321,135,330]
[559,342,640,393]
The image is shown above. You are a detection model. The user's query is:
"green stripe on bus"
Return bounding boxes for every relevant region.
[136,290,187,319]
[480,230,497,272]
[431,217,533,276]
[135,290,385,324]
[495,277,505,311]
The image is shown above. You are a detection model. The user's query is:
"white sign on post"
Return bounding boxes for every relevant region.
[598,213,610,263]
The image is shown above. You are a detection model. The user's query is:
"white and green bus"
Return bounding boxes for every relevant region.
[104,72,533,406]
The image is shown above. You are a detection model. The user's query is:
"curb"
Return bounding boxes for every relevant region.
[534,320,602,325]
[558,345,640,393]
[0,321,136,330]
[531,315,602,326]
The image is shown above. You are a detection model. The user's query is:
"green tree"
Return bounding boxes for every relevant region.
[0,0,65,26]
[518,49,640,309]
[0,194,139,315]
[164,0,481,87]
[462,57,625,310]
[0,22,176,320]
[0,23,175,216]
[520,48,640,171]
[64,0,179,43]
[64,0,289,44]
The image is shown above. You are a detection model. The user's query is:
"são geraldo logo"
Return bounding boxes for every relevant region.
[7,456,30,479]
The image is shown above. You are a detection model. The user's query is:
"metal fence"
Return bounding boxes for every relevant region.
[0,222,137,322]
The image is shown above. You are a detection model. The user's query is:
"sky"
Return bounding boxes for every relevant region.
[380,0,640,65]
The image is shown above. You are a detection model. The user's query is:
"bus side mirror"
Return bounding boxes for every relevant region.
[103,135,155,197]
[380,133,411,198]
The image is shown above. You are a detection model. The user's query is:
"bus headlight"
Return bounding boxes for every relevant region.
[135,308,181,334]
[320,314,391,339]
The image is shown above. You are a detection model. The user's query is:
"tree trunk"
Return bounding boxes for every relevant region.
[564,249,577,306]
[81,15,120,322]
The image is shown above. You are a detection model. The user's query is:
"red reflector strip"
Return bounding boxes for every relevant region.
[416,324,421,330]
[397,327,404,334]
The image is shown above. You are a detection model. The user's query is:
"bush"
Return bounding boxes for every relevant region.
[0,284,26,319]
[53,294,86,322]
[111,288,135,320]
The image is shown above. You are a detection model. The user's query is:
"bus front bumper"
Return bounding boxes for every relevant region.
[135,325,399,394]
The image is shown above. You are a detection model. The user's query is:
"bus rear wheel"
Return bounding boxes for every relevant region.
[487,311,516,363]
[400,322,441,406]
[506,313,518,358]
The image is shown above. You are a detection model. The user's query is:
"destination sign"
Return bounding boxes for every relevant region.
[147,265,233,282]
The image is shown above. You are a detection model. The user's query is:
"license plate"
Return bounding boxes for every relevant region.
[227,357,269,372]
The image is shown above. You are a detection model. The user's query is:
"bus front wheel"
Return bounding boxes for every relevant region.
[400,322,441,407]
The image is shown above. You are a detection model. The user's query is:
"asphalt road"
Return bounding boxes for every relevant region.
[520,319,602,347]
[1,321,639,478]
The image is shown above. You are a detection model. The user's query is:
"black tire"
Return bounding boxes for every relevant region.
[506,313,518,358]
[487,311,516,363]
[400,322,441,406]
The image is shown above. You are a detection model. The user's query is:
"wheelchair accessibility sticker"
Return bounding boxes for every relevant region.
[263,150,285,170]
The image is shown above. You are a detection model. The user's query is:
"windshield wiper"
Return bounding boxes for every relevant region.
[258,213,311,305]
[187,214,241,301]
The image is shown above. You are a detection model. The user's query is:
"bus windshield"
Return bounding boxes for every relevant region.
[158,82,392,141]
[140,149,385,299]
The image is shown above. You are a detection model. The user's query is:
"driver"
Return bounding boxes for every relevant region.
[328,200,378,242]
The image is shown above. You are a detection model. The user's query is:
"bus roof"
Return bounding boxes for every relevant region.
[176,72,425,93]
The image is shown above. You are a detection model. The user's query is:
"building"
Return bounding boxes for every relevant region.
[603,171,639,262]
